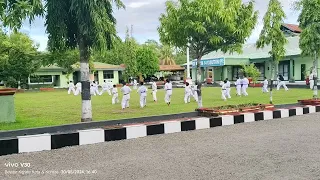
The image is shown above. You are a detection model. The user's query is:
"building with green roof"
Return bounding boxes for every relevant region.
[190,35,316,83]
[29,62,124,88]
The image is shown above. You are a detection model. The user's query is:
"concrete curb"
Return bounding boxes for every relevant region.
[1,104,319,157]
[0,112,198,139]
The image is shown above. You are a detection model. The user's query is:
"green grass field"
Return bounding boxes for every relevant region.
[0,87,314,131]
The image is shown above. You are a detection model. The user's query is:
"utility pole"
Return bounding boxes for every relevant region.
[187,44,190,78]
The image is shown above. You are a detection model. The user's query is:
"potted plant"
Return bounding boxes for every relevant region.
[289,77,295,83]
[241,63,261,87]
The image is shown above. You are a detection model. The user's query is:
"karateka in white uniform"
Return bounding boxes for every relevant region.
[184,82,192,104]
[277,74,289,91]
[137,82,148,108]
[68,81,76,95]
[133,79,138,90]
[151,80,157,102]
[120,82,132,109]
[262,77,269,93]
[164,79,173,106]
[225,78,231,99]
[241,77,249,96]
[221,80,228,101]
[191,84,199,102]
[90,81,100,96]
[111,84,119,104]
[100,80,112,96]
[74,82,82,95]
[309,72,314,90]
[235,77,242,96]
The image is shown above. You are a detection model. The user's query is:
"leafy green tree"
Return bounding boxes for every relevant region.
[174,51,187,65]
[0,32,41,88]
[297,0,320,99]
[42,50,79,75]
[0,0,43,30]
[241,64,261,85]
[144,39,161,58]
[136,45,159,81]
[123,28,138,81]
[45,0,124,122]
[92,38,126,65]
[256,0,287,104]
[159,0,258,108]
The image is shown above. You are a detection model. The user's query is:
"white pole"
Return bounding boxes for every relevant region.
[187,45,190,78]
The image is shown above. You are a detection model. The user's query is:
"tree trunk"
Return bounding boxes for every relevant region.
[196,56,203,108]
[79,36,92,122]
[269,60,278,104]
[313,51,318,99]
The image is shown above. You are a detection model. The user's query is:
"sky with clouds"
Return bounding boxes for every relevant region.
[20,0,300,51]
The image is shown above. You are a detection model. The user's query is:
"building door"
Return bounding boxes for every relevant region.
[301,64,306,81]
[255,63,265,80]
[278,61,290,80]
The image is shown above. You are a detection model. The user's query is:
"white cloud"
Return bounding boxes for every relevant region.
[127,2,150,8]
[21,0,300,51]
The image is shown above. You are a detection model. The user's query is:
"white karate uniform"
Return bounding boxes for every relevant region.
[91,82,99,96]
[121,85,132,109]
[241,78,249,96]
[137,85,148,108]
[191,85,198,102]
[111,87,119,104]
[309,73,314,90]
[151,82,157,102]
[184,85,192,104]
[235,79,242,96]
[164,82,173,104]
[277,78,289,91]
[133,79,138,90]
[100,82,111,95]
[74,82,81,95]
[221,83,227,101]
[68,82,76,95]
[262,79,269,93]
[226,80,231,98]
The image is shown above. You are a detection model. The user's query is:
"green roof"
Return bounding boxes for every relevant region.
[202,36,301,60]
[39,62,124,71]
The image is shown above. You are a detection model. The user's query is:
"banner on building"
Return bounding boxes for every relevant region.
[192,58,225,67]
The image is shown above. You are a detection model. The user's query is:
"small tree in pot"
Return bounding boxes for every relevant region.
[241,63,261,87]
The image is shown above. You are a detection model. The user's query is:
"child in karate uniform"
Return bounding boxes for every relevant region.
[68,81,76,95]
[262,77,269,93]
[235,77,242,96]
[137,82,148,108]
[221,80,228,101]
[184,82,192,104]
[191,84,198,102]
[111,85,119,104]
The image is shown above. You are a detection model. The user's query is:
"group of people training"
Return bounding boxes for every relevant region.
[219,74,289,101]
[67,79,173,110]
[118,79,174,109]
[67,73,291,107]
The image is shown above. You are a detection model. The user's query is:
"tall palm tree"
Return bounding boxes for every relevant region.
[46,0,124,122]
[160,45,176,65]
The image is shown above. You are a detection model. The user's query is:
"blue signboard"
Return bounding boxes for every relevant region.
[192,58,225,67]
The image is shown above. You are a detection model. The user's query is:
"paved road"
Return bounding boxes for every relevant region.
[1,113,320,180]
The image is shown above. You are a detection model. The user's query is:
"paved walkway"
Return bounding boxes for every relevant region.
[1,113,320,180]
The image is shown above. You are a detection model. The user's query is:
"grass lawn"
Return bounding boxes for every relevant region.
[0,87,314,131]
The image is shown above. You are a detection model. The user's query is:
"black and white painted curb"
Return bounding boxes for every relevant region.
[1,105,318,156]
